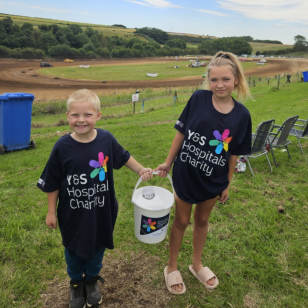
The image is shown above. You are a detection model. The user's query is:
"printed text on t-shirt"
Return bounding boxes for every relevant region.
[66,174,109,210]
[180,130,226,176]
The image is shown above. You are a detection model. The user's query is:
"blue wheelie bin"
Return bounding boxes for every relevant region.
[0,92,35,154]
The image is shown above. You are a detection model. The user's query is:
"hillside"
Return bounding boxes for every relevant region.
[0,13,136,39]
[0,13,301,57]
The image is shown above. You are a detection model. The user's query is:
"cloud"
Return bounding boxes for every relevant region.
[124,0,182,8]
[9,2,69,13]
[196,9,226,16]
[31,6,69,13]
[125,0,152,7]
[217,0,308,23]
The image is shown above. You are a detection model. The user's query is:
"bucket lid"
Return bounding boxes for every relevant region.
[132,186,174,211]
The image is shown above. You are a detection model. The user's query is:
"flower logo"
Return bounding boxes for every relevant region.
[142,219,157,232]
[209,129,233,154]
[89,152,109,181]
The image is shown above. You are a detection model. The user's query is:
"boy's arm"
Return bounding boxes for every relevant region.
[218,155,237,203]
[125,156,153,181]
[46,190,59,229]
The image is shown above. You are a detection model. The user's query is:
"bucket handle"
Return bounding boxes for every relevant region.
[131,171,174,203]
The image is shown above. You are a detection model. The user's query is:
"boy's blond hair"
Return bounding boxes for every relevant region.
[67,89,101,113]
[204,51,252,101]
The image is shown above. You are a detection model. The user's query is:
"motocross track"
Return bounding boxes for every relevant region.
[1,57,307,100]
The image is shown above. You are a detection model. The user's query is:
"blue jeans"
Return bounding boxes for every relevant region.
[64,247,106,282]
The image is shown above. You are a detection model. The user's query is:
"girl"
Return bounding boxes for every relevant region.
[155,51,252,294]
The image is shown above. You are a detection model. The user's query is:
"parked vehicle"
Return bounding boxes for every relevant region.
[64,58,74,63]
[147,72,158,77]
[40,62,53,67]
[192,62,201,67]
[200,62,207,67]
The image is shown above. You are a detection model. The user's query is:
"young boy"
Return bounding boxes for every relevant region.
[37,89,152,308]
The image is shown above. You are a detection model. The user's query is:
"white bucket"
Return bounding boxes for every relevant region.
[131,172,174,244]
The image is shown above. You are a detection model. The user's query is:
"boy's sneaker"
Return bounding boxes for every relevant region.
[85,275,105,307]
[69,279,86,308]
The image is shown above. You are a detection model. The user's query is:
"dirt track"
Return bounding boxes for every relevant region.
[1,57,308,100]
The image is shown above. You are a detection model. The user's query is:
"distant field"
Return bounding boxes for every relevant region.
[38,61,258,81]
[250,42,293,54]
[187,44,199,48]
[0,13,136,38]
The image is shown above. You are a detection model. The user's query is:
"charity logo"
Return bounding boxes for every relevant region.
[142,218,157,232]
[89,152,109,181]
[209,129,233,154]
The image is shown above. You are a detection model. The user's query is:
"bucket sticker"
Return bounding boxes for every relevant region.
[140,213,170,238]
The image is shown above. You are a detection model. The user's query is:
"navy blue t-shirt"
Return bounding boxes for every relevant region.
[37,129,130,259]
[173,90,251,203]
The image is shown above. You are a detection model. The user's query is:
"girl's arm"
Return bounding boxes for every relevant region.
[155,131,185,176]
[219,155,237,203]
[125,156,153,181]
[46,190,59,229]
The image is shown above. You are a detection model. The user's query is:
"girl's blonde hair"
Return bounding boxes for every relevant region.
[67,89,101,113]
[204,51,252,100]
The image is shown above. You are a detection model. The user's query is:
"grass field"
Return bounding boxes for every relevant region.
[1,79,308,307]
[38,61,258,81]
[0,13,136,39]
[250,42,293,54]
[187,44,199,49]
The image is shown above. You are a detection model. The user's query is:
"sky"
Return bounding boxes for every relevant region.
[1,0,308,44]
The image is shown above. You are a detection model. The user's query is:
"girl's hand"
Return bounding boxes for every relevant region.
[46,213,57,229]
[218,187,229,204]
[154,163,172,178]
[139,168,153,181]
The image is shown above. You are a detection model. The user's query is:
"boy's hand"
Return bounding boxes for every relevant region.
[154,163,172,178]
[46,213,57,229]
[139,168,153,181]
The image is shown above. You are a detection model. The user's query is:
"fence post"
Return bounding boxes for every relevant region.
[277,77,280,89]
[253,79,256,87]
[141,99,145,113]
[267,78,270,85]
[133,101,135,113]
[173,91,178,116]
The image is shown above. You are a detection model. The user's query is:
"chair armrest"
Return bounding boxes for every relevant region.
[270,131,278,137]
[296,119,306,123]
[293,124,304,128]
[272,124,281,128]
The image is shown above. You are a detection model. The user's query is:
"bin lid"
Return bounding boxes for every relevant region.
[0,93,35,100]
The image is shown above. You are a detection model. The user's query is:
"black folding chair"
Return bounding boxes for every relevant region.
[244,119,275,178]
[288,118,308,153]
[268,115,299,167]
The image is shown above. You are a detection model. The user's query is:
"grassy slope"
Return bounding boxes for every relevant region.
[250,42,293,53]
[0,13,296,56]
[1,80,308,307]
[0,13,135,38]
